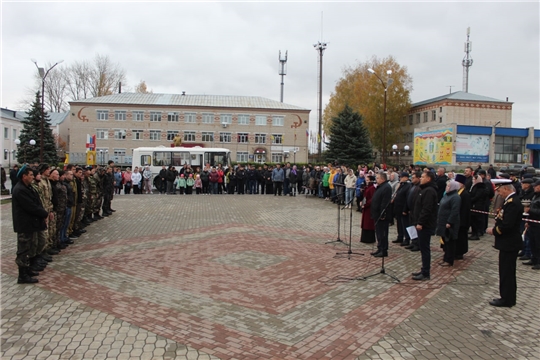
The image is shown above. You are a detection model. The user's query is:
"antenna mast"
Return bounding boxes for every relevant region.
[279,51,288,103]
[462,27,473,92]
[314,12,327,160]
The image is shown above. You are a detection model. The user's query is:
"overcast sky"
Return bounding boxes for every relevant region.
[2,1,539,130]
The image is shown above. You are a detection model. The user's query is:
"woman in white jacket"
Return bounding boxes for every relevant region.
[344,169,357,209]
[131,167,142,194]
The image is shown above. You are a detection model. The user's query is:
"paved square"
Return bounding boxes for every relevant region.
[1,194,538,359]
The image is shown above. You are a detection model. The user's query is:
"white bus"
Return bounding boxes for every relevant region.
[132,146,231,174]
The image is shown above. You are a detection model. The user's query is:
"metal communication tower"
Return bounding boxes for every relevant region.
[462,27,473,92]
[314,41,327,160]
[279,51,288,103]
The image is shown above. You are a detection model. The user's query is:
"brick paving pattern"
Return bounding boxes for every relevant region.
[1,193,538,359]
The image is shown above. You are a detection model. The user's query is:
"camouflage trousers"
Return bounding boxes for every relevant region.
[55,210,65,246]
[15,233,34,268]
[92,194,103,215]
[45,214,56,250]
[68,205,77,235]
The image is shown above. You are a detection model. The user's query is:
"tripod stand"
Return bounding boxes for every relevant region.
[325,191,347,245]
[335,195,364,259]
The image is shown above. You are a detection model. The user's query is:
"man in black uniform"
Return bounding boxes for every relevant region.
[370,171,393,257]
[12,165,49,284]
[486,182,523,307]
[524,180,540,270]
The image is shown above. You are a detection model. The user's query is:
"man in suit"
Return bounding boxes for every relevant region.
[486,182,523,307]
[370,171,393,257]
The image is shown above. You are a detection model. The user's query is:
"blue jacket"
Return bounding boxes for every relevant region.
[272,168,285,182]
[355,177,365,197]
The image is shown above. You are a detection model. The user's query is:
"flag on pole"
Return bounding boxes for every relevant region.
[306,129,309,137]
[86,134,96,150]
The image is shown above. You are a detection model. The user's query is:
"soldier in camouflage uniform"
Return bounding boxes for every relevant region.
[37,164,58,255]
[90,167,103,220]
[74,167,89,234]
[83,167,93,224]
[69,167,83,238]
[30,169,52,267]
[102,166,114,216]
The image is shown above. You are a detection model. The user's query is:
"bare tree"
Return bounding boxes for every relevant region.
[135,80,152,93]
[89,54,126,97]
[64,60,93,101]
[44,66,68,112]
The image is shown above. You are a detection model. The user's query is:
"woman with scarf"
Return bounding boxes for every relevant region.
[436,180,462,266]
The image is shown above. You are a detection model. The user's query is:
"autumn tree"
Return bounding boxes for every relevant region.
[324,55,412,161]
[324,105,373,166]
[135,80,153,94]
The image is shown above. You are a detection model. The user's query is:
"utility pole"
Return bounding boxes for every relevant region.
[279,51,288,103]
[314,41,327,162]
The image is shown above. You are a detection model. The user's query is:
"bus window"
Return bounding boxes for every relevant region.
[141,155,151,166]
[172,152,190,166]
[205,152,228,167]
[153,151,171,166]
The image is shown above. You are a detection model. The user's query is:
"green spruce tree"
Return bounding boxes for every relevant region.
[324,105,374,166]
[17,91,58,165]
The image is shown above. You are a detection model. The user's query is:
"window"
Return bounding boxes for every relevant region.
[202,132,214,142]
[113,148,126,157]
[97,110,109,121]
[423,112,428,123]
[4,127,8,139]
[220,114,232,125]
[494,136,525,163]
[272,134,283,144]
[4,150,7,161]
[167,131,177,141]
[184,131,196,142]
[96,128,108,140]
[237,114,249,125]
[271,153,283,163]
[114,110,126,121]
[237,133,249,143]
[114,129,126,140]
[185,112,196,123]
[12,129,17,140]
[407,133,413,142]
[440,107,443,113]
[133,111,144,121]
[439,117,443,123]
[203,113,214,124]
[255,115,267,126]
[431,110,436,121]
[402,116,407,126]
[132,130,143,140]
[220,132,231,143]
[141,155,151,166]
[408,115,413,126]
[272,116,284,126]
[255,133,266,144]
[167,112,179,122]
[415,113,420,124]
[150,111,161,122]
[236,151,249,162]
[149,130,161,141]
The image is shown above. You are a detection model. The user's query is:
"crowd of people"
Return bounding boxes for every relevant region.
[9,159,539,308]
[11,160,119,284]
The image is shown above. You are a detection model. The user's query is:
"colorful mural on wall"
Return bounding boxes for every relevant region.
[413,127,453,165]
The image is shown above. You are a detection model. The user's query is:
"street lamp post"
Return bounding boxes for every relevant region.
[31,59,64,163]
[368,68,393,167]
[392,144,400,168]
[314,41,328,162]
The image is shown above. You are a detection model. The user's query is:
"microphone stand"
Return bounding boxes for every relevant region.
[335,195,364,259]
[325,191,346,245]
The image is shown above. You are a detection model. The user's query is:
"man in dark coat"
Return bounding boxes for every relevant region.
[9,164,19,193]
[486,183,523,307]
[454,174,472,260]
[518,178,536,261]
[435,167,448,203]
[392,172,412,245]
[370,172,393,257]
[411,171,439,280]
[404,172,422,252]
[468,174,489,240]
[12,165,49,284]
[523,180,540,270]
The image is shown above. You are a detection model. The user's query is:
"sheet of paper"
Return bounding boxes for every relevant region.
[407,226,418,240]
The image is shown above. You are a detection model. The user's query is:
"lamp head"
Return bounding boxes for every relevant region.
[392,144,398,150]
[367,68,375,74]
[29,139,36,146]
[404,145,410,151]
[14,139,21,145]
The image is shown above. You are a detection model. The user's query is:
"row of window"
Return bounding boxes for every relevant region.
[90,148,284,164]
[402,110,440,126]
[96,110,285,126]
[95,129,284,144]
[3,127,17,140]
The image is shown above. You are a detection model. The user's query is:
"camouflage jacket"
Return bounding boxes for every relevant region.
[37,177,53,212]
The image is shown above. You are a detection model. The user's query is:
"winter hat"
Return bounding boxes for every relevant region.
[180,174,184,177]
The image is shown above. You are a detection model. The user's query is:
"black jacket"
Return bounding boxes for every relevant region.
[458,188,472,229]
[470,182,488,209]
[371,181,392,222]
[412,181,439,230]
[435,174,448,202]
[12,181,48,234]
[493,193,523,251]
[393,181,411,216]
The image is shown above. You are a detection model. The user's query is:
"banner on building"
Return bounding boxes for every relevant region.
[86,134,96,150]
[86,150,96,166]
[455,134,489,163]
[413,127,453,165]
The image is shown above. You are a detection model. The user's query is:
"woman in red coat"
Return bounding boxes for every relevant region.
[360,175,377,243]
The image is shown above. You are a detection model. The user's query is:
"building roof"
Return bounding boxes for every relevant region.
[1,108,26,122]
[48,112,69,126]
[70,93,310,111]
[412,91,511,108]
